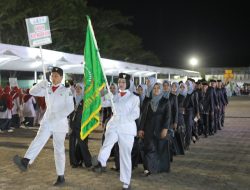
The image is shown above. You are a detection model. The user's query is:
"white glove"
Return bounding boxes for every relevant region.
[106,92,114,100]
[38,80,48,88]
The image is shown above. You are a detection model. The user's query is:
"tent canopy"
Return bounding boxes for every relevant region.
[0,43,200,77]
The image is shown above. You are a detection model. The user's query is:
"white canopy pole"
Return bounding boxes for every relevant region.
[34,70,37,83]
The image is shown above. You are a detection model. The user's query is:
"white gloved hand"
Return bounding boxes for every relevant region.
[38,80,48,88]
[106,92,114,100]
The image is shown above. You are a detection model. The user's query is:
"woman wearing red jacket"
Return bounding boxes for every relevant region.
[0,86,14,132]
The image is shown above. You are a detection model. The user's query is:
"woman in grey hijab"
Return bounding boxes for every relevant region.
[175,83,187,155]
[183,80,196,150]
[145,77,157,98]
[75,83,84,106]
[110,83,118,95]
[162,80,171,99]
[138,83,171,175]
[129,79,136,93]
[169,82,181,157]
[136,84,147,107]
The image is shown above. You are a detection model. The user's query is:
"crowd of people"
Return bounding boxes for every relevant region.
[97,76,229,182]
[4,67,228,190]
[0,85,46,133]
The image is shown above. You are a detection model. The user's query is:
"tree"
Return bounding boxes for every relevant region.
[0,0,160,65]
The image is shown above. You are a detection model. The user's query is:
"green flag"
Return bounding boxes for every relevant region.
[81,16,106,140]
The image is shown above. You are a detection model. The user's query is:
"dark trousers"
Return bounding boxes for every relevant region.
[209,111,215,134]
[221,106,225,127]
[0,118,11,130]
[184,110,194,149]
[216,107,222,130]
[201,113,209,136]
[11,114,20,128]
[192,120,199,139]
[214,108,220,133]
[24,117,34,127]
[69,129,92,167]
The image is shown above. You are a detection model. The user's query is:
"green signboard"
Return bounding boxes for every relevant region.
[25,16,52,47]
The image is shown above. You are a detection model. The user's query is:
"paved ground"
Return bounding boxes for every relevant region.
[0,96,250,190]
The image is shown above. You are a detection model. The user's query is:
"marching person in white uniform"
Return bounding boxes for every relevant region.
[13,67,74,186]
[93,73,140,190]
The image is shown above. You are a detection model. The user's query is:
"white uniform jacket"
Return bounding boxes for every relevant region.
[29,82,74,133]
[106,91,140,136]
[12,97,21,115]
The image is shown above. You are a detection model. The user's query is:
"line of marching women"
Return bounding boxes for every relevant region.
[137,77,228,174]
[0,85,46,133]
[94,75,228,190]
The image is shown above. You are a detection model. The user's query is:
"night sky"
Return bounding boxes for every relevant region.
[88,0,250,69]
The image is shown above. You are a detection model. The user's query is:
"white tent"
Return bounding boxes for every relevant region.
[0,43,200,78]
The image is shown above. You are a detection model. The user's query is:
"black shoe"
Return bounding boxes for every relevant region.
[92,162,106,173]
[142,170,151,177]
[13,155,29,172]
[85,164,92,168]
[71,164,78,168]
[209,132,214,136]
[53,175,65,186]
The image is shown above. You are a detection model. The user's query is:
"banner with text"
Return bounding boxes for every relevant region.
[25,16,52,47]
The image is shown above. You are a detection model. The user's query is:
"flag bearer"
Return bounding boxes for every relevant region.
[93,73,140,190]
[13,67,74,186]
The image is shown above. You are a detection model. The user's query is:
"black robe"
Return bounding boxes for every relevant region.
[169,93,178,126]
[69,99,92,167]
[139,97,171,173]
[175,94,186,155]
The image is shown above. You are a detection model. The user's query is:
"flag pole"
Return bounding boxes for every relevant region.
[39,45,50,108]
[39,46,47,80]
[87,17,116,114]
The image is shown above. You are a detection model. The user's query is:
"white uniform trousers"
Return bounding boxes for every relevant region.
[24,126,67,175]
[98,130,134,185]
